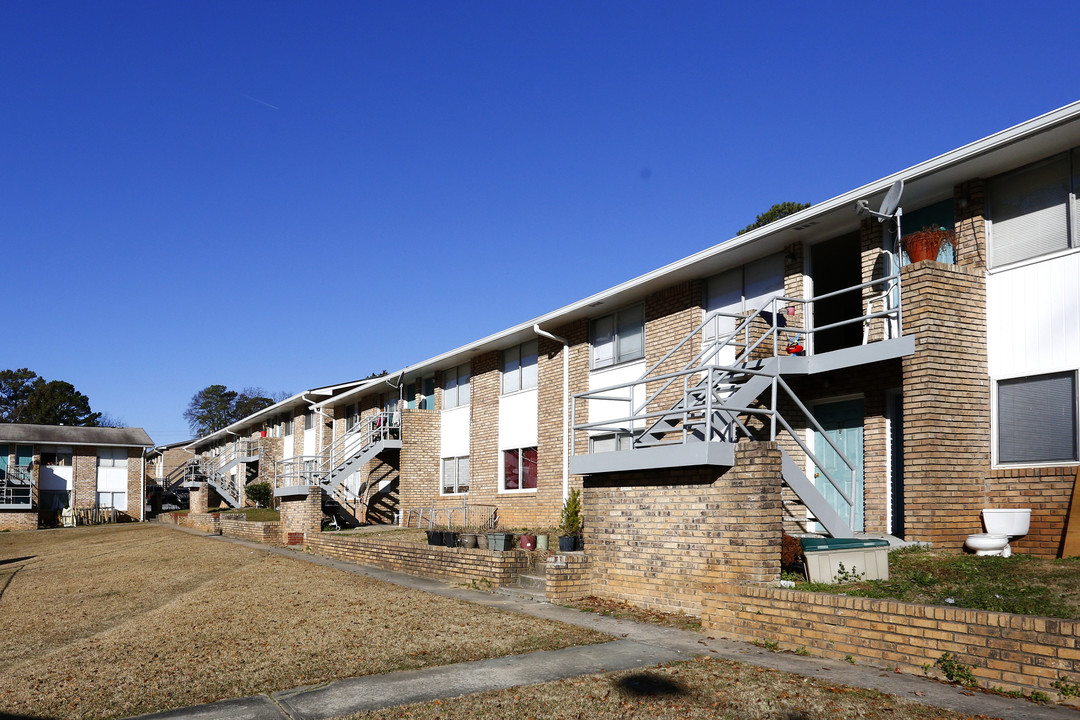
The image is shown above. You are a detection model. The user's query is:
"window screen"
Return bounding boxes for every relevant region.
[998,372,1077,463]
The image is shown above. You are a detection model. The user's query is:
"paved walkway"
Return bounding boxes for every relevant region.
[137,525,1079,720]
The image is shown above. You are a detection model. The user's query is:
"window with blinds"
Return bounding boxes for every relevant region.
[997,371,1077,464]
[988,152,1074,268]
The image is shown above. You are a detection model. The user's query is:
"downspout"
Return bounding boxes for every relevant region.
[140,448,146,522]
[534,324,570,503]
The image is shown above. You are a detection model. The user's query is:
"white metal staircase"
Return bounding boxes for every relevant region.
[571,272,911,538]
[275,411,401,525]
[182,439,259,508]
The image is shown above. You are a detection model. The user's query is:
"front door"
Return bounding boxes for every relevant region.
[811,399,864,532]
[0,444,8,479]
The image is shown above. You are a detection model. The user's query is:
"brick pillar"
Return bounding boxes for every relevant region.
[708,442,783,586]
[901,261,989,550]
[280,486,324,541]
[189,484,209,514]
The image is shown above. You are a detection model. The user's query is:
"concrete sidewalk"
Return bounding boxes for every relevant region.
[137,526,1079,720]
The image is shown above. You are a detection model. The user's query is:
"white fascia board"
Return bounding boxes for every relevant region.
[323,100,1080,410]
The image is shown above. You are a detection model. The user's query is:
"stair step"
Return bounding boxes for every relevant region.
[515,573,547,592]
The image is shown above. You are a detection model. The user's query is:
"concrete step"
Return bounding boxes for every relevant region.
[494,584,547,603]
[515,573,546,593]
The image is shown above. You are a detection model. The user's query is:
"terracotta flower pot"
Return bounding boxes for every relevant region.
[902,227,952,264]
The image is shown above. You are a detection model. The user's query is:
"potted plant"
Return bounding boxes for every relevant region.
[487,530,512,551]
[558,489,583,552]
[442,527,460,548]
[536,532,549,551]
[519,531,537,551]
[460,524,479,549]
[901,226,953,264]
[426,527,444,546]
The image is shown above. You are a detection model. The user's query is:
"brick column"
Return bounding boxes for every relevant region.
[189,484,210,514]
[280,486,324,541]
[901,261,989,549]
[708,442,783,586]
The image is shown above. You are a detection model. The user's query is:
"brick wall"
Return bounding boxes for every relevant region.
[702,583,1080,703]
[901,261,989,550]
[583,443,783,615]
[953,179,986,271]
[73,446,96,508]
[546,553,590,602]
[305,533,530,585]
[220,515,283,545]
[398,408,441,518]
[187,512,221,534]
[125,448,143,522]
[0,512,37,531]
[189,484,209,514]
[988,465,1078,557]
[280,485,324,538]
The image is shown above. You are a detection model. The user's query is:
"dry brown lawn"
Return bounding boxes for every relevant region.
[0,524,607,719]
[347,656,998,720]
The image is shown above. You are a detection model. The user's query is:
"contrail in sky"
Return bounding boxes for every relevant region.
[242,94,280,110]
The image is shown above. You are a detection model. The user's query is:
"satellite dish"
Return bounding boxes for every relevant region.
[879,180,903,218]
[854,179,904,223]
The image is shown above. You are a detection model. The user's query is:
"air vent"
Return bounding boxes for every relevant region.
[792,221,819,231]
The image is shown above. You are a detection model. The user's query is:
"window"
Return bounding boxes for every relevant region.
[502,340,539,393]
[41,445,73,467]
[406,382,417,410]
[441,456,470,494]
[988,152,1076,268]
[97,447,127,468]
[997,371,1077,464]
[345,404,358,431]
[589,433,633,453]
[282,416,294,436]
[443,363,471,409]
[304,410,315,431]
[96,491,127,510]
[503,447,538,491]
[591,304,644,369]
[421,375,435,410]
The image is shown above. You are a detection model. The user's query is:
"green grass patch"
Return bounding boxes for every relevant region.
[794,546,1080,619]
[218,508,280,522]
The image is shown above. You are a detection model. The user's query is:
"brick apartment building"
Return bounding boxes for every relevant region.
[180,101,1080,612]
[0,424,154,530]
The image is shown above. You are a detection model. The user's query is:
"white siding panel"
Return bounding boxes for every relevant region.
[587,360,646,434]
[498,388,538,450]
[440,405,470,458]
[988,253,1080,378]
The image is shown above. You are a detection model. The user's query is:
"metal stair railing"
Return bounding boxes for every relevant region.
[570,271,902,536]
[275,411,401,492]
[0,464,33,506]
[404,503,498,531]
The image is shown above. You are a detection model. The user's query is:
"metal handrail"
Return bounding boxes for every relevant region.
[403,503,498,531]
[570,272,902,533]
[276,411,401,489]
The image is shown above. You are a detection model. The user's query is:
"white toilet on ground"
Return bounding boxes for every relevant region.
[964,509,1031,557]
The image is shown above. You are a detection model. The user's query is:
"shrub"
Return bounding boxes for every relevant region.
[246,482,272,508]
[560,489,582,535]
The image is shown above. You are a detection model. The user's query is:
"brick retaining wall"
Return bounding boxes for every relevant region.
[220,515,283,545]
[703,582,1080,702]
[546,553,589,602]
[305,533,530,586]
[0,511,38,531]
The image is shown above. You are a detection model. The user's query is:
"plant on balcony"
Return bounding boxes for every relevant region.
[901,226,954,264]
[558,489,583,552]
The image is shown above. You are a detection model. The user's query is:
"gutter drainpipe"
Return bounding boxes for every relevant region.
[534,324,570,503]
[140,448,146,522]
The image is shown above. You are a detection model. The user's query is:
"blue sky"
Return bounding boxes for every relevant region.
[2,1,1073,444]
